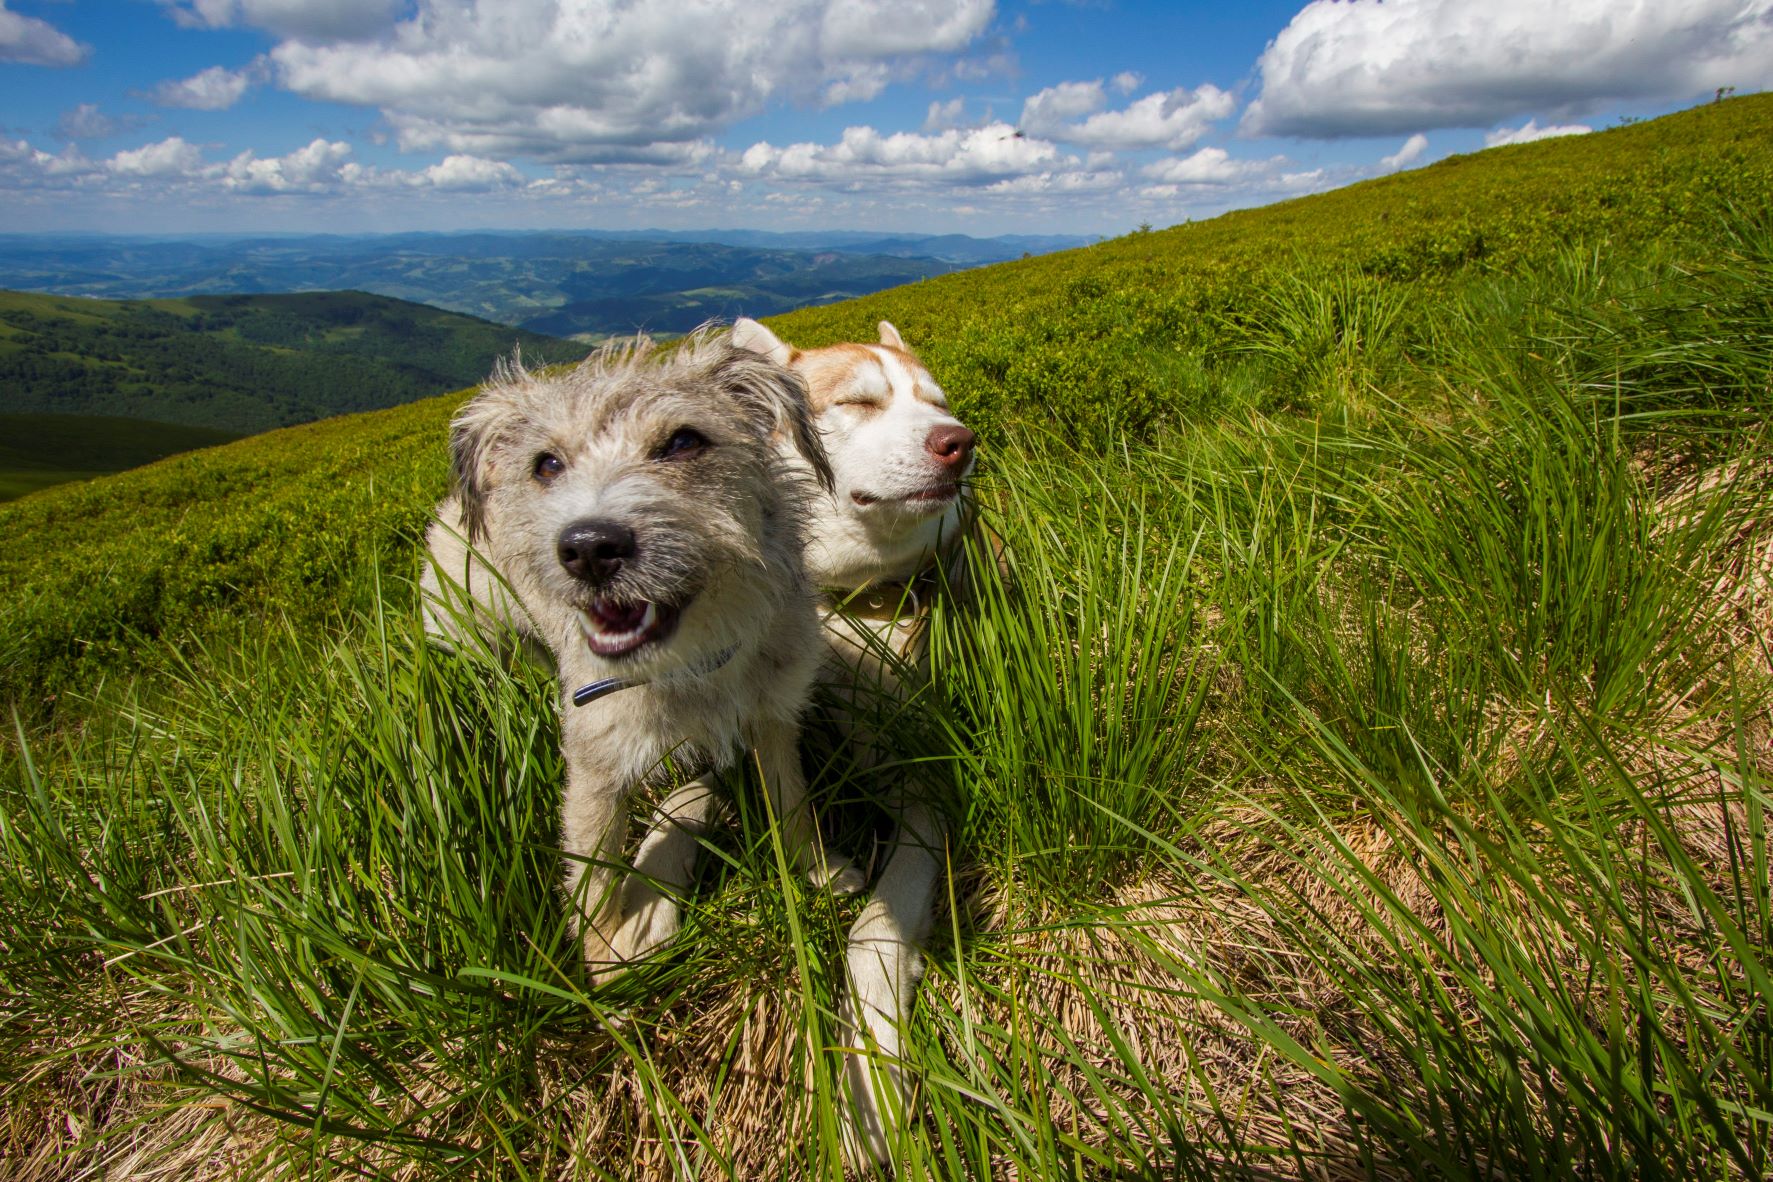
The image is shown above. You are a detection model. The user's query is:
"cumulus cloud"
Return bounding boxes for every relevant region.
[150,63,261,110]
[251,0,996,164]
[1,137,95,184]
[417,153,524,191]
[221,137,355,192]
[0,1,89,66]
[820,0,994,57]
[160,0,404,41]
[739,122,1064,187]
[1244,0,1773,138]
[1485,119,1592,147]
[1021,79,1234,151]
[1381,133,1428,171]
[983,168,1122,195]
[3,128,537,202]
[108,137,208,178]
[1142,147,1275,187]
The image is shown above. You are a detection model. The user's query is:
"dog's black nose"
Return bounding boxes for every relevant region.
[558,520,636,585]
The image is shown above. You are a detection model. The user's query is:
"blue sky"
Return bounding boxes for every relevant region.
[1,0,1767,236]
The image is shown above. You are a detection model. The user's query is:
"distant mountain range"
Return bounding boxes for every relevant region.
[0,230,1091,339]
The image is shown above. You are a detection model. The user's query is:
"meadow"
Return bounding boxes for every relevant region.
[2,96,1771,1179]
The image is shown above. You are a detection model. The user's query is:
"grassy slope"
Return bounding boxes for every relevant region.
[0,413,240,501]
[2,97,1771,1180]
[0,288,568,434]
[0,398,450,710]
[771,96,1773,435]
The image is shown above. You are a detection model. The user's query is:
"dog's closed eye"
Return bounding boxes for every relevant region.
[655,427,710,461]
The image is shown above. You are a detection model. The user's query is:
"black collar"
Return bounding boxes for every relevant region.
[571,643,740,707]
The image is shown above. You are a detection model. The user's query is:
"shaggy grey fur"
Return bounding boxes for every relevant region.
[422,332,857,977]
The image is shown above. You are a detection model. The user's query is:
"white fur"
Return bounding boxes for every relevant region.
[734,317,974,1168]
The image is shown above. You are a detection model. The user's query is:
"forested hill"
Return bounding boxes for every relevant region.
[0,289,568,434]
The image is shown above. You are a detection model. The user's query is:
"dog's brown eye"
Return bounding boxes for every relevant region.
[534,453,565,481]
[656,427,709,461]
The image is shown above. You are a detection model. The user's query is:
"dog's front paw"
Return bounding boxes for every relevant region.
[810,855,866,896]
[838,992,905,1172]
[609,895,681,964]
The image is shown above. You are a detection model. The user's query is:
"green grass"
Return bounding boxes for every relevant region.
[0,413,240,502]
[2,97,1772,1179]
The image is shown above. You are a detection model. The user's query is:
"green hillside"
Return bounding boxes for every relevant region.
[769,96,1773,438]
[3,97,1772,1180]
[0,413,239,501]
[0,288,568,434]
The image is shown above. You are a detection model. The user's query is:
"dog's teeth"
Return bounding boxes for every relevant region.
[640,602,658,632]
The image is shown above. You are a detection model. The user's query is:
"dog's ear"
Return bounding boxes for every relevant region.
[732,317,795,367]
[450,397,498,544]
[714,345,835,494]
[878,320,907,351]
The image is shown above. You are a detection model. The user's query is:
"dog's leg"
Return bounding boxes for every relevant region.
[751,719,865,894]
[841,796,944,1167]
[610,775,720,963]
[559,773,632,984]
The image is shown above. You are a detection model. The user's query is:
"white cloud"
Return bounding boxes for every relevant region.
[108,137,208,178]
[252,0,996,164]
[2,138,96,182]
[0,1,88,66]
[1381,133,1428,171]
[150,64,260,111]
[739,122,1064,187]
[983,169,1122,195]
[161,0,404,41]
[1142,147,1273,187]
[1021,80,1234,151]
[820,0,994,57]
[1244,0,1773,138]
[417,154,524,190]
[822,62,892,106]
[221,137,355,192]
[1485,119,1592,147]
[10,128,542,201]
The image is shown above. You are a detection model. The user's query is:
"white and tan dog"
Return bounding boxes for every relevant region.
[735,317,976,1164]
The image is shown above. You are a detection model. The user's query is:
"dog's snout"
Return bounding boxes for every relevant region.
[558,520,637,584]
[925,424,977,469]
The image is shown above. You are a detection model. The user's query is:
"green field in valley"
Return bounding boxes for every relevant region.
[2,96,1771,1180]
[0,288,568,435]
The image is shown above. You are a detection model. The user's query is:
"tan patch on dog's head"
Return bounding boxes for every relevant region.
[793,342,948,414]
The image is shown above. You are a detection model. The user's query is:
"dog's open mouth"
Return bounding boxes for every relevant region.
[852,483,960,510]
[576,599,682,658]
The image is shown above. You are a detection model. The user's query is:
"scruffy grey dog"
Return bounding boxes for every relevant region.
[422,332,861,979]
[627,318,980,1165]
